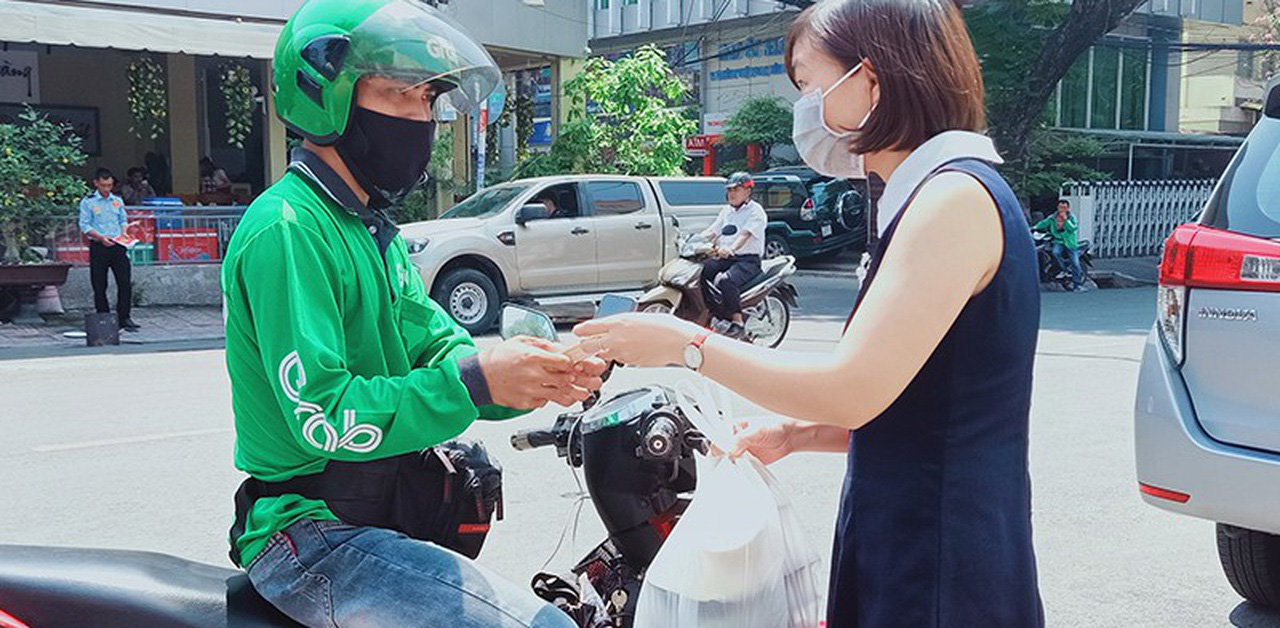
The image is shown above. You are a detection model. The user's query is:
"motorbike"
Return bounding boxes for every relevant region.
[1033,230,1094,290]
[638,235,798,348]
[0,306,706,628]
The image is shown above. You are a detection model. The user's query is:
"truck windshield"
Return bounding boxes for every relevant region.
[442,184,530,219]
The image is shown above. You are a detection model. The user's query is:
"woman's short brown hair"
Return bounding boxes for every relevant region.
[785,0,986,154]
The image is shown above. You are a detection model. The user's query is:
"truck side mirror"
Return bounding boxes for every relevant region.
[516,203,549,226]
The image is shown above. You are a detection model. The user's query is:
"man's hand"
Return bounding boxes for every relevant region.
[479,337,606,410]
[711,246,732,259]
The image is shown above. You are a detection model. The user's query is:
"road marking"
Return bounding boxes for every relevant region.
[31,428,232,453]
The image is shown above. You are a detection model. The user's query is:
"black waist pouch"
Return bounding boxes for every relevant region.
[230,439,503,567]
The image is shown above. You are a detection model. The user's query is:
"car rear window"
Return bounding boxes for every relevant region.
[756,183,805,210]
[658,180,725,206]
[1201,117,1280,238]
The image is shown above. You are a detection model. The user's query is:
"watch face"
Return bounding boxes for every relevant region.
[684,344,703,370]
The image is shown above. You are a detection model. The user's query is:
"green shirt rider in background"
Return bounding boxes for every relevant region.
[1034,199,1086,291]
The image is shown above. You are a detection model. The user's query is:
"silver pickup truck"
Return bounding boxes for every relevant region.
[399,175,731,333]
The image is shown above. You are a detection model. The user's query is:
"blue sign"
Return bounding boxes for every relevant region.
[710,63,787,82]
[716,37,785,62]
[530,119,553,147]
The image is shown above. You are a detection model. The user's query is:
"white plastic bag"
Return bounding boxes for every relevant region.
[633,381,824,628]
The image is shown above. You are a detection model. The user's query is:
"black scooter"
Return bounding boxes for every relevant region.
[1033,230,1094,290]
[0,307,703,628]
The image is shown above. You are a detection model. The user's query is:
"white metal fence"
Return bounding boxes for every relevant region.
[1060,179,1217,259]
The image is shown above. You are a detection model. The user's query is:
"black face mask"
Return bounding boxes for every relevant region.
[336,106,435,208]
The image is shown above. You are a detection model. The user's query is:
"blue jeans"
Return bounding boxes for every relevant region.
[246,519,575,628]
[1051,242,1083,289]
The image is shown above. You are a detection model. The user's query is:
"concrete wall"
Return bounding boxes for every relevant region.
[1179,19,1267,134]
[60,264,222,310]
[447,0,590,59]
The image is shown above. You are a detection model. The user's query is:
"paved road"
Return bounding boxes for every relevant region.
[1,277,1274,627]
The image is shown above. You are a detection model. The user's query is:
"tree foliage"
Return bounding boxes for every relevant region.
[1003,129,1109,209]
[722,97,794,166]
[1250,0,1280,79]
[0,107,89,262]
[518,45,697,177]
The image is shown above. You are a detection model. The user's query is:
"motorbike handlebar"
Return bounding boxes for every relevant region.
[511,428,557,451]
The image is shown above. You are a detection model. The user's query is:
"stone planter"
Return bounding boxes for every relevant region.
[0,262,72,324]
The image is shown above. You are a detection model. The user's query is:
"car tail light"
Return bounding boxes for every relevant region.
[1161,224,1280,291]
[1139,482,1191,504]
[0,608,29,628]
[800,198,817,222]
[1157,224,1280,364]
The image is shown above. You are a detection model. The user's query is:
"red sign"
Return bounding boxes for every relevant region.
[685,134,722,156]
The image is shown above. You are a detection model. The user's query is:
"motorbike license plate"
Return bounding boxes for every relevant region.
[821,224,834,237]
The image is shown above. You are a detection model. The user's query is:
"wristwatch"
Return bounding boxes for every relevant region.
[683,331,711,371]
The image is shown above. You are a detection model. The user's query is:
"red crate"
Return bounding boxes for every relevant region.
[54,238,90,265]
[157,228,220,262]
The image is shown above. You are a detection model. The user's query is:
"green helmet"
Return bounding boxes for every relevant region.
[273,0,501,145]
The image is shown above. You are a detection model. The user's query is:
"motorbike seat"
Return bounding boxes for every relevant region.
[0,545,302,628]
[742,256,793,293]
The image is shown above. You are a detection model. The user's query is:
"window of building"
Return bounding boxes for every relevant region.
[1121,47,1149,130]
[1055,43,1149,131]
[1091,47,1120,129]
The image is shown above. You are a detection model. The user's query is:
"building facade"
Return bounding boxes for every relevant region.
[0,0,588,203]
[589,0,1270,180]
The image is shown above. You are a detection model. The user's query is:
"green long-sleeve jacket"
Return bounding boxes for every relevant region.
[1034,213,1080,250]
[222,150,522,567]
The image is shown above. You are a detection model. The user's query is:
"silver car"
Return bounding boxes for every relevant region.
[1135,76,1280,606]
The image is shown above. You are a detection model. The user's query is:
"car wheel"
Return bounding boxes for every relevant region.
[1218,523,1280,607]
[433,268,501,335]
[765,236,790,261]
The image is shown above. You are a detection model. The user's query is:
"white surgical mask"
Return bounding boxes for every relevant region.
[792,62,875,179]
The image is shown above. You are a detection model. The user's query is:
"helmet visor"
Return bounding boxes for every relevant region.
[346,2,501,115]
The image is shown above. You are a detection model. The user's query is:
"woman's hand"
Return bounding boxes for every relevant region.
[729,416,800,465]
[573,313,702,368]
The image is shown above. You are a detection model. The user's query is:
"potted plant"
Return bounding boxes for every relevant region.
[0,107,89,323]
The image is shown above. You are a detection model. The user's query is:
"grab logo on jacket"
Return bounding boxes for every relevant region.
[278,351,383,454]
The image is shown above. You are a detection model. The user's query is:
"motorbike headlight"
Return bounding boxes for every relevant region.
[405,237,430,255]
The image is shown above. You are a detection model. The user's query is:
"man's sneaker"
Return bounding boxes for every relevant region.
[724,322,746,340]
[122,320,141,332]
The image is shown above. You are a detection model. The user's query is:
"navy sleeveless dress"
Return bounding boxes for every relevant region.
[827,159,1044,628]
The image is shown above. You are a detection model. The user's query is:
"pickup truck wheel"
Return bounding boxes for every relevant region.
[764,236,790,261]
[1218,523,1280,607]
[434,268,500,335]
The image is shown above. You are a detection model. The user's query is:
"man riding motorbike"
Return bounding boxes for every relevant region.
[1033,198,1086,292]
[221,2,603,626]
[699,172,769,339]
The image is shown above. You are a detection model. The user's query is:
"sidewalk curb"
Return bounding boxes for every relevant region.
[1090,270,1157,288]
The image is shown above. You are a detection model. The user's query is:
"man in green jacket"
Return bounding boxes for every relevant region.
[1034,199,1086,292]
[222,2,601,626]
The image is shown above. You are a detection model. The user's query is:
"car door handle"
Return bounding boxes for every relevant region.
[571,227,590,235]
[635,222,653,230]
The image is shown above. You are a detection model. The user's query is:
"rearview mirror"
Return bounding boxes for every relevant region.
[500,304,558,342]
[515,203,549,226]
